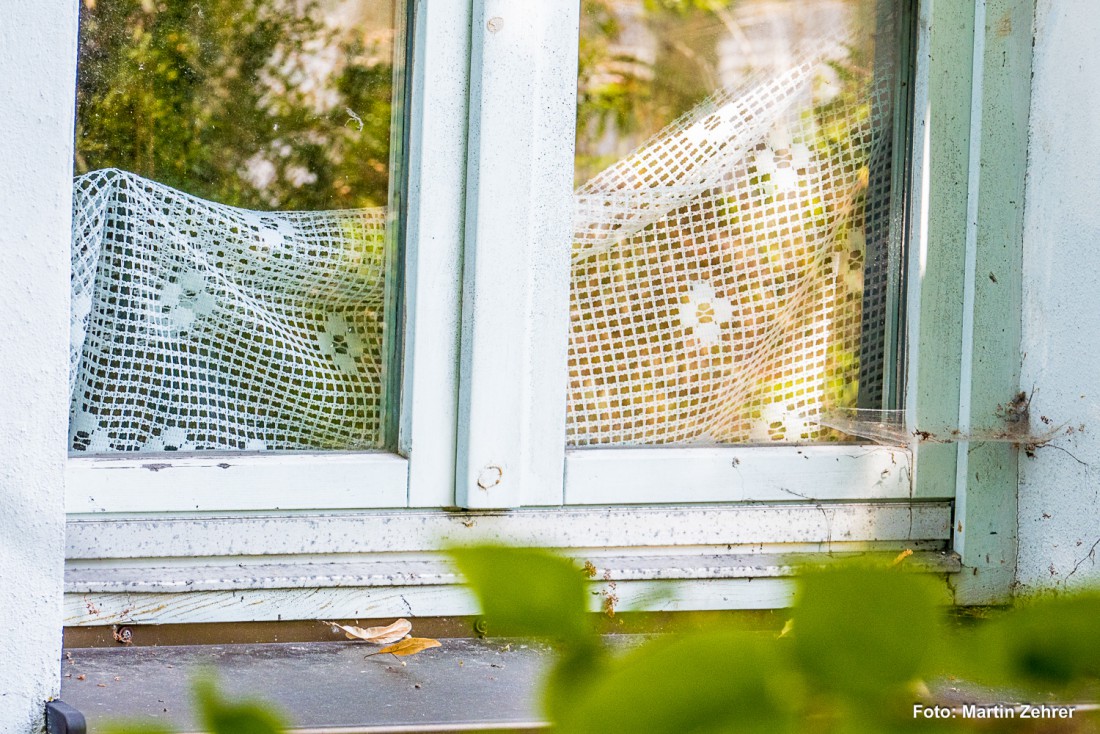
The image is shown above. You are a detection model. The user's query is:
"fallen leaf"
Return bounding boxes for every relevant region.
[322,618,412,644]
[891,548,914,566]
[367,637,442,658]
[76,675,86,681]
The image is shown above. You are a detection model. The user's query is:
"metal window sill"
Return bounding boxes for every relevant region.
[60,638,551,733]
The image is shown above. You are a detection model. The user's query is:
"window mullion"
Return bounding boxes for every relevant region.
[400,0,474,507]
[908,0,1033,603]
[455,0,579,508]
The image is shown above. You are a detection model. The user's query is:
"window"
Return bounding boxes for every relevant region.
[0,1,1057,730]
[571,0,906,447]
[72,0,403,455]
[562,0,916,505]
[60,0,1024,632]
[66,0,423,511]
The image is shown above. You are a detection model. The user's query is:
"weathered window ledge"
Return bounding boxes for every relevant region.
[62,638,551,733]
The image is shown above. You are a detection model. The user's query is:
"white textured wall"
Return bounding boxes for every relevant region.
[1017,0,1100,592]
[0,4,78,732]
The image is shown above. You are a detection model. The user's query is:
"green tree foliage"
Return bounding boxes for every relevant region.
[457,545,1100,734]
[76,0,395,210]
[576,0,732,184]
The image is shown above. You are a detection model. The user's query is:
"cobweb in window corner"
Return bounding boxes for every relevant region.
[69,169,388,453]
[565,24,897,447]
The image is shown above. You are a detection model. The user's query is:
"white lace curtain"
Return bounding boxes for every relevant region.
[69,36,890,453]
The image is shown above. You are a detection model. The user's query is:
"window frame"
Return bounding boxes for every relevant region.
[55,0,1034,625]
[906,0,1032,604]
[65,0,468,513]
[64,503,956,625]
[456,0,929,509]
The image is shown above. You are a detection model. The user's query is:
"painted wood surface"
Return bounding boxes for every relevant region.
[908,0,968,502]
[66,551,959,593]
[400,0,469,508]
[66,452,409,513]
[64,552,959,625]
[63,581,799,625]
[66,502,952,560]
[906,0,1032,603]
[455,0,578,508]
[950,0,1032,604]
[565,445,919,504]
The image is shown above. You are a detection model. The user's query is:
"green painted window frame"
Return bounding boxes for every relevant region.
[909,0,1034,603]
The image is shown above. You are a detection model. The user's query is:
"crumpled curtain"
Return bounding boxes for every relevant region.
[566,37,892,446]
[70,32,894,453]
[69,169,388,453]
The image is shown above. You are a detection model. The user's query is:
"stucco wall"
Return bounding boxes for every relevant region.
[1017,0,1100,591]
[0,4,78,732]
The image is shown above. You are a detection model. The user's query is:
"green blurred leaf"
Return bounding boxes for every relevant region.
[543,643,610,725]
[194,675,286,734]
[554,629,801,734]
[958,593,1100,689]
[793,565,943,697]
[451,545,594,644]
[102,724,177,734]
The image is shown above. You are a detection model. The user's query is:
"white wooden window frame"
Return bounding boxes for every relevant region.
[56,0,1036,622]
[66,0,469,514]
[65,0,926,516]
[454,0,931,510]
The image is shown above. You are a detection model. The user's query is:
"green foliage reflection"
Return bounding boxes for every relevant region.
[76,0,395,210]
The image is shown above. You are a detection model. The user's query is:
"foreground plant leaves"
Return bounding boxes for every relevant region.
[457,545,1100,732]
[366,637,442,658]
[322,618,412,644]
[995,593,1100,685]
[102,675,287,734]
[194,674,286,734]
[451,545,594,644]
[951,592,1100,692]
[453,545,605,724]
[792,564,944,699]
[555,630,801,734]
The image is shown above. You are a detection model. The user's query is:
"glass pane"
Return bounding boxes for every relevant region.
[569,0,906,446]
[70,0,403,454]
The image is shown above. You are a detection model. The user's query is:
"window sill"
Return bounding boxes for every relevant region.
[61,638,552,733]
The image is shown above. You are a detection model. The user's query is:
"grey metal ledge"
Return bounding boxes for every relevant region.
[61,638,551,733]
